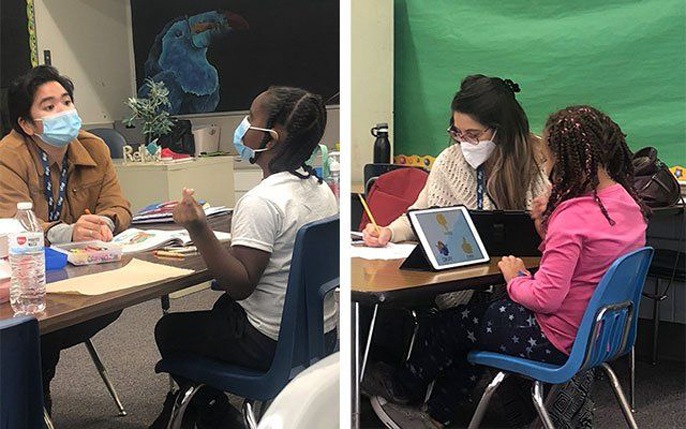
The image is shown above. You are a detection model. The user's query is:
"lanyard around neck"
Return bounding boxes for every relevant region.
[38,149,68,222]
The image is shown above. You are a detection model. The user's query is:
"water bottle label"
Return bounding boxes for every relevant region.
[9,232,44,253]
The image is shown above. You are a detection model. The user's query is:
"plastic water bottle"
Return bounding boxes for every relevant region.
[326,151,340,203]
[9,202,46,314]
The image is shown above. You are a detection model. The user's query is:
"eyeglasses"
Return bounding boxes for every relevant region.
[447,125,492,144]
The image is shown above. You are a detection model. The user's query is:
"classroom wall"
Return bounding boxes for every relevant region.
[33,0,340,150]
[351,0,394,185]
[393,0,686,168]
[33,0,136,128]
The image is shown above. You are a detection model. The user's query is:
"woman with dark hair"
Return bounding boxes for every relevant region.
[364,105,646,428]
[0,65,130,414]
[363,74,548,308]
[150,87,338,428]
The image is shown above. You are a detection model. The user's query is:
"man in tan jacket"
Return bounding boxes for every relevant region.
[0,65,130,414]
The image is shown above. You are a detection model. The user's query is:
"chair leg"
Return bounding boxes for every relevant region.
[601,363,638,429]
[467,371,507,429]
[530,383,562,429]
[629,347,636,413]
[405,310,419,361]
[167,384,204,429]
[652,296,660,365]
[44,408,55,429]
[243,399,259,429]
[531,381,555,429]
[84,339,126,416]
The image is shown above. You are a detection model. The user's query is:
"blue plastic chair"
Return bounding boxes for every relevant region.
[155,215,340,429]
[466,247,654,429]
[88,128,128,159]
[0,316,47,429]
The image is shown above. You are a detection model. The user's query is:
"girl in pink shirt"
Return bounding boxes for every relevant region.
[364,106,648,428]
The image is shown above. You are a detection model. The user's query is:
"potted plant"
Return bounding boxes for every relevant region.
[124,78,175,145]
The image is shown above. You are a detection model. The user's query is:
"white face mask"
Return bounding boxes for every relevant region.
[459,130,497,169]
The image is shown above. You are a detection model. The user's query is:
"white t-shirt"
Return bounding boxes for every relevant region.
[231,170,338,340]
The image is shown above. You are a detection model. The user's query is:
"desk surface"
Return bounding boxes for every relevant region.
[351,256,540,305]
[0,215,230,334]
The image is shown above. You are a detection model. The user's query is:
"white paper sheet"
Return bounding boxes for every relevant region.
[350,243,417,260]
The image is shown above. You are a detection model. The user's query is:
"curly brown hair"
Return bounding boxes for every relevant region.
[542,105,650,226]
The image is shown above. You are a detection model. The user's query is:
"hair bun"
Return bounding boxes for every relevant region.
[503,78,521,95]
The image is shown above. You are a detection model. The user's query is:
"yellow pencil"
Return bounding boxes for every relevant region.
[358,194,382,236]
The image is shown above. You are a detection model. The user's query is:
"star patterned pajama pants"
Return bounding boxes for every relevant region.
[396,298,569,425]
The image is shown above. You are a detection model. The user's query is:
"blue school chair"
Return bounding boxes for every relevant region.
[466,247,654,429]
[88,128,129,159]
[0,316,48,429]
[155,215,340,429]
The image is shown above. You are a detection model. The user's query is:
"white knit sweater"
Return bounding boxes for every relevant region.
[389,142,549,308]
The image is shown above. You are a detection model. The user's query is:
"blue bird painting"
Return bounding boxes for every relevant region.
[139,11,249,115]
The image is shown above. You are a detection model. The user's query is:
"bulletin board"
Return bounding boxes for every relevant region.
[393,0,686,168]
[130,0,340,116]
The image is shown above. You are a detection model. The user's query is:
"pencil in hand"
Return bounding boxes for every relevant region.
[358,194,382,236]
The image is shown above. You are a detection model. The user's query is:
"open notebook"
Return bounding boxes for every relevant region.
[112,228,231,254]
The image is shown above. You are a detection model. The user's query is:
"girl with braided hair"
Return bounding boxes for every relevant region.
[364,105,646,428]
[150,87,337,428]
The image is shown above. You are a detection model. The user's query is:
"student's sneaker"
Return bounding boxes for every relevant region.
[370,396,443,429]
[361,362,411,404]
[195,394,245,429]
[149,391,198,429]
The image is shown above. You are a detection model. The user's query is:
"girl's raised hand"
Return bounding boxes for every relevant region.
[172,188,207,231]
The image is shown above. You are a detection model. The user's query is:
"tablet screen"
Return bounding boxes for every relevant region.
[410,207,489,269]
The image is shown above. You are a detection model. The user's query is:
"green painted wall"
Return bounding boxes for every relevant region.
[394,0,686,167]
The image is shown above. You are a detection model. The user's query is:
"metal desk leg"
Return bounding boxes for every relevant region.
[360,303,379,381]
[352,302,360,429]
[161,295,175,393]
[629,347,636,413]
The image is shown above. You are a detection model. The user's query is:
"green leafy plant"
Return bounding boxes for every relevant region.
[124,78,174,143]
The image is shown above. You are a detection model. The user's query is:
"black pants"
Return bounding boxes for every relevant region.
[396,298,568,425]
[155,294,278,374]
[41,310,122,412]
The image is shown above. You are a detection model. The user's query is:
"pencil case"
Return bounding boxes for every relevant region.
[52,241,123,266]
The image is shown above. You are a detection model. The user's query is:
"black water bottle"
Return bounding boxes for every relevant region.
[371,123,391,163]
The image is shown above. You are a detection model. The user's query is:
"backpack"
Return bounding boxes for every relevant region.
[358,167,429,231]
[157,119,195,156]
[632,147,681,208]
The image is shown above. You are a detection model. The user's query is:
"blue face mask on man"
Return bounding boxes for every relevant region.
[233,116,278,163]
[35,109,82,148]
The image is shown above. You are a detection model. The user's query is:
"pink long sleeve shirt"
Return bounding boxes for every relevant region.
[507,185,646,355]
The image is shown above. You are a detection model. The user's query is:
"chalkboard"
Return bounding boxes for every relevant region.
[131,0,339,116]
[1,0,35,136]
[394,0,686,167]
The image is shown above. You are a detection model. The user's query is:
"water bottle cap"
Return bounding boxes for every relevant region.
[17,202,33,210]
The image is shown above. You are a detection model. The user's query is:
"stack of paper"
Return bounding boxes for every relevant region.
[132,201,232,225]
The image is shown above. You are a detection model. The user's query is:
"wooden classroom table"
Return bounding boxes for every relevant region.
[350,253,541,429]
[0,214,231,335]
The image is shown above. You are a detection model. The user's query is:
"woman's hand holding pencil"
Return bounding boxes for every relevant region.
[359,194,392,247]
